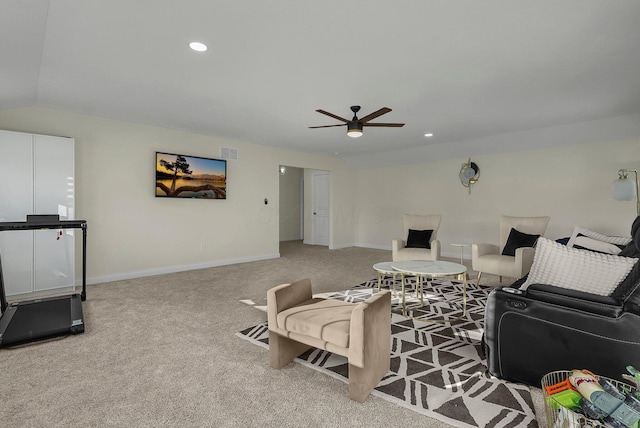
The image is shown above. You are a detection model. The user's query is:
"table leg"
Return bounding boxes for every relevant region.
[377,271,382,291]
[461,273,467,317]
[414,273,468,323]
[401,273,407,316]
[392,273,397,297]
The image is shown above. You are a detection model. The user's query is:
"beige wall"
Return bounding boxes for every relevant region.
[353,138,640,258]
[1,106,637,282]
[0,107,355,283]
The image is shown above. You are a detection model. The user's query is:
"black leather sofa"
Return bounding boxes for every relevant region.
[483,217,640,387]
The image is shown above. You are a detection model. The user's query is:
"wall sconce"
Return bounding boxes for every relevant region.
[279,165,286,175]
[459,158,480,194]
[612,168,639,215]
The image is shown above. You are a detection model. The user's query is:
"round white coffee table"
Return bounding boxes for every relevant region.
[372,262,399,296]
[391,260,468,321]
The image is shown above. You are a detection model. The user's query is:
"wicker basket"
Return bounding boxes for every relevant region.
[541,370,636,428]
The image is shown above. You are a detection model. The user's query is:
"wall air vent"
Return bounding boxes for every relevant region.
[220,147,238,161]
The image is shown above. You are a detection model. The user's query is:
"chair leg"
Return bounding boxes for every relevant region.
[348,357,389,403]
[476,272,482,287]
[269,331,312,369]
[348,297,391,402]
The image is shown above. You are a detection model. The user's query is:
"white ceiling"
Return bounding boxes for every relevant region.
[2,1,640,168]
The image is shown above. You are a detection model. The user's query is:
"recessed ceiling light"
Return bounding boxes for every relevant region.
[189,42,208,52]
[424,133,434,137]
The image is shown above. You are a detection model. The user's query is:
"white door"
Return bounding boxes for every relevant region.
[312,172,330,246]
[0,131,34,295]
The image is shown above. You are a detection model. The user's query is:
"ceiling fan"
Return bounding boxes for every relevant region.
[309,106,405,138]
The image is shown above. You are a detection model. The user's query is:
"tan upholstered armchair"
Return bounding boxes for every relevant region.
[472,215,550,286]
[267,278,391,402]
[392,214,442,261]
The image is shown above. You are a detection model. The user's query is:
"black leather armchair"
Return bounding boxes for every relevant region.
[483,217,640,387]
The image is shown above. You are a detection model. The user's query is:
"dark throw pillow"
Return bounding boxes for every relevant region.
[620,241,640,258]
[406,229,433,249]
[501,228,540,257]
[619,216,640,258]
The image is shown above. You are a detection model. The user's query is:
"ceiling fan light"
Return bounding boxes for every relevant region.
[347,122,363,138]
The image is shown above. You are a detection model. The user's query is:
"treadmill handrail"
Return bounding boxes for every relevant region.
[0,220,87,231]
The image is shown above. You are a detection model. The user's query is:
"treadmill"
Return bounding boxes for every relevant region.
[0,216,87,348]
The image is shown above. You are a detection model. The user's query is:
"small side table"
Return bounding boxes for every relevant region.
[450,243,471,265]
[372,262,399,296]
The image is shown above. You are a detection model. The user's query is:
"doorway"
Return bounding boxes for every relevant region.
[278,166,330,247]
[278,166,304,242]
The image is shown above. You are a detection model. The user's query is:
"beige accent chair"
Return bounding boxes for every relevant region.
[392,214,442,261]
[267,278,391,402]
[472,215,550,286]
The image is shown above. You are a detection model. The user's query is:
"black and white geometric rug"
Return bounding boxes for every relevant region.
[237,278,537,428]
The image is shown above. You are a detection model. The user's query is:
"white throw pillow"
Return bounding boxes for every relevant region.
[572,235,625,255]
[521,237,638,296]
[567,225,631,249]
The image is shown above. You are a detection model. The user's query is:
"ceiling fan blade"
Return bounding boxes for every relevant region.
[358,107,392,123]
[309,124,346,128]
[364,122,405,127]
[315,109,349,123]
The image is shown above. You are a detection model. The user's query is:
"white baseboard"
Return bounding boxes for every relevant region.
[280,236,302,242]
[329,242,356,250]
[84,244,472,286]
[352,242,391,251]
[83,253,280,285]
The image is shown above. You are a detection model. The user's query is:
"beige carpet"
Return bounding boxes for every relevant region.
[0,241,545,427]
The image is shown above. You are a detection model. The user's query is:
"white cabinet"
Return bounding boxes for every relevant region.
[0,130,75,298]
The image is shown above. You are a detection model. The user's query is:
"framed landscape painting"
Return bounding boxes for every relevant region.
[155,152,227,199]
